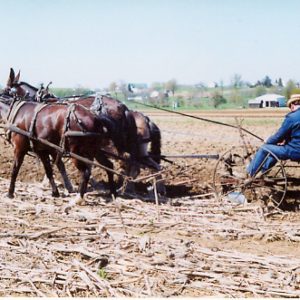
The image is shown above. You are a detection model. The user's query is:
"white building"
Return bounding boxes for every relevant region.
[248,94,286,108]
[127,83,148,101]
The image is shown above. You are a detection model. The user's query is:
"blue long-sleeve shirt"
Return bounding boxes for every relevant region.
[266,108,300,151]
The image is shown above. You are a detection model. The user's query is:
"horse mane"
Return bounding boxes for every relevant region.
[148,120,161,164]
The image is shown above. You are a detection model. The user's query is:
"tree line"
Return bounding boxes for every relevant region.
[2,75,298,109]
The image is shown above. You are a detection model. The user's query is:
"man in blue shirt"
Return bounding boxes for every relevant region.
[247,94,300,177]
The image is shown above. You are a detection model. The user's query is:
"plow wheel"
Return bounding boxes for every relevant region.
[213,145,287,209]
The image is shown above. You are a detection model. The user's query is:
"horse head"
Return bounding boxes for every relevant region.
[4,68,37,99]
[132,111,162,169]
[122,110,166,196]
[3,68,21,97]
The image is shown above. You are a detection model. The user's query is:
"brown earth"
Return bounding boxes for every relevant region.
[0,108,299,297]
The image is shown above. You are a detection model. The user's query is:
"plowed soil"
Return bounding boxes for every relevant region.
[0,108,299,297]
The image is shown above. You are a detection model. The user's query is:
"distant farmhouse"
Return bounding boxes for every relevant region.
[128,83,148,101]
[248,94,286,108]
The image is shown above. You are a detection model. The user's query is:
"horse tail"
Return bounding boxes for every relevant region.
[149,120,161,164]
[125,110,139,160]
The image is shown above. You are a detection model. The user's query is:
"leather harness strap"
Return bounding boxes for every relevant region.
[5,100,28,142]
[28,103,49,150]
[7,100,27,125]
[55,103,76,162]
[28,103,48,136]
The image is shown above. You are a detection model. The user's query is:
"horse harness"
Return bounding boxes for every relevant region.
[5,100,30,143]
[5,101,101,154]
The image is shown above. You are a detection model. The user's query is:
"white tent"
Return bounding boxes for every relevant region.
[248,94,286,108]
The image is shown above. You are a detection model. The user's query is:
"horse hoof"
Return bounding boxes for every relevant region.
[52,191,60,197]
[65,184,74,193]
[7,193,14,199]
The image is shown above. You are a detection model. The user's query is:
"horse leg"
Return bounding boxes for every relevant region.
[63,159,90,213]
[38,152,60,197]
[78,165,91,198]
[95,154,116,196]
[8,150,26,198]
[52,154,74,193]
[69,159,91,206]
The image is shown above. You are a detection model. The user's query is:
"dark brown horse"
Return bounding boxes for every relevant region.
[4,68,165,194]
[69,97,165,194]
[0,99,116,203]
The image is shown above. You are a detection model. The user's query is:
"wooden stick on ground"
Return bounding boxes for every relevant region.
[112,194,127,234]
[153,177,160,222]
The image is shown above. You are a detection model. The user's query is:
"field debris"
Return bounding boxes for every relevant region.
[0,178,299,297]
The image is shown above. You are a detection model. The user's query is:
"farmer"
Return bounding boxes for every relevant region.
[247,94,300,177]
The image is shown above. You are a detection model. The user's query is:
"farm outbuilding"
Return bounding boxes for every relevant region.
[248,94,286,108]
[127,83,149,101]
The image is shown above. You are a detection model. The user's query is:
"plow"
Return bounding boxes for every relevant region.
[129,100,300,210]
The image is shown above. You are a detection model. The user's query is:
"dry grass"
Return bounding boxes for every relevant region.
[0,108,299,297]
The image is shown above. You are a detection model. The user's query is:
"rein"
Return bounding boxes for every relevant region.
[60,93,91,99]
[128,100,264,142]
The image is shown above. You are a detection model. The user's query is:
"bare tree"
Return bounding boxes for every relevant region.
[195,82,207,98]
[284,80,297,100]
[219,80,224,96]
[165,79,177,96]
[118,80,129,101]
[231,74,243,88]
[109,81,118,98]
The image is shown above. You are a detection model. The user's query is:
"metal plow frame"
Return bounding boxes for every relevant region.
[213,145,287,209]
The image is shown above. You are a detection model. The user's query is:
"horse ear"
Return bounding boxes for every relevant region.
[7,68,15,86]
[14,70,21,83]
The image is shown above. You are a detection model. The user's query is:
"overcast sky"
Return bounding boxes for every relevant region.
[1,0,300,88]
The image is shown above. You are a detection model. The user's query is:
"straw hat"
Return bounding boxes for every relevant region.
[287,94,300,107]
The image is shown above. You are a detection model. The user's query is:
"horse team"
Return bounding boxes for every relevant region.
[0,68,165,206]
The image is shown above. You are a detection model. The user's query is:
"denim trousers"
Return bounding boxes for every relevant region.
[246,144,300,176]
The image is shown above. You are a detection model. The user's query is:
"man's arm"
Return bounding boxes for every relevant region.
[266,116,292,144]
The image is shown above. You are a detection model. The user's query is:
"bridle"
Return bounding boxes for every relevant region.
[3,83,28,99]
